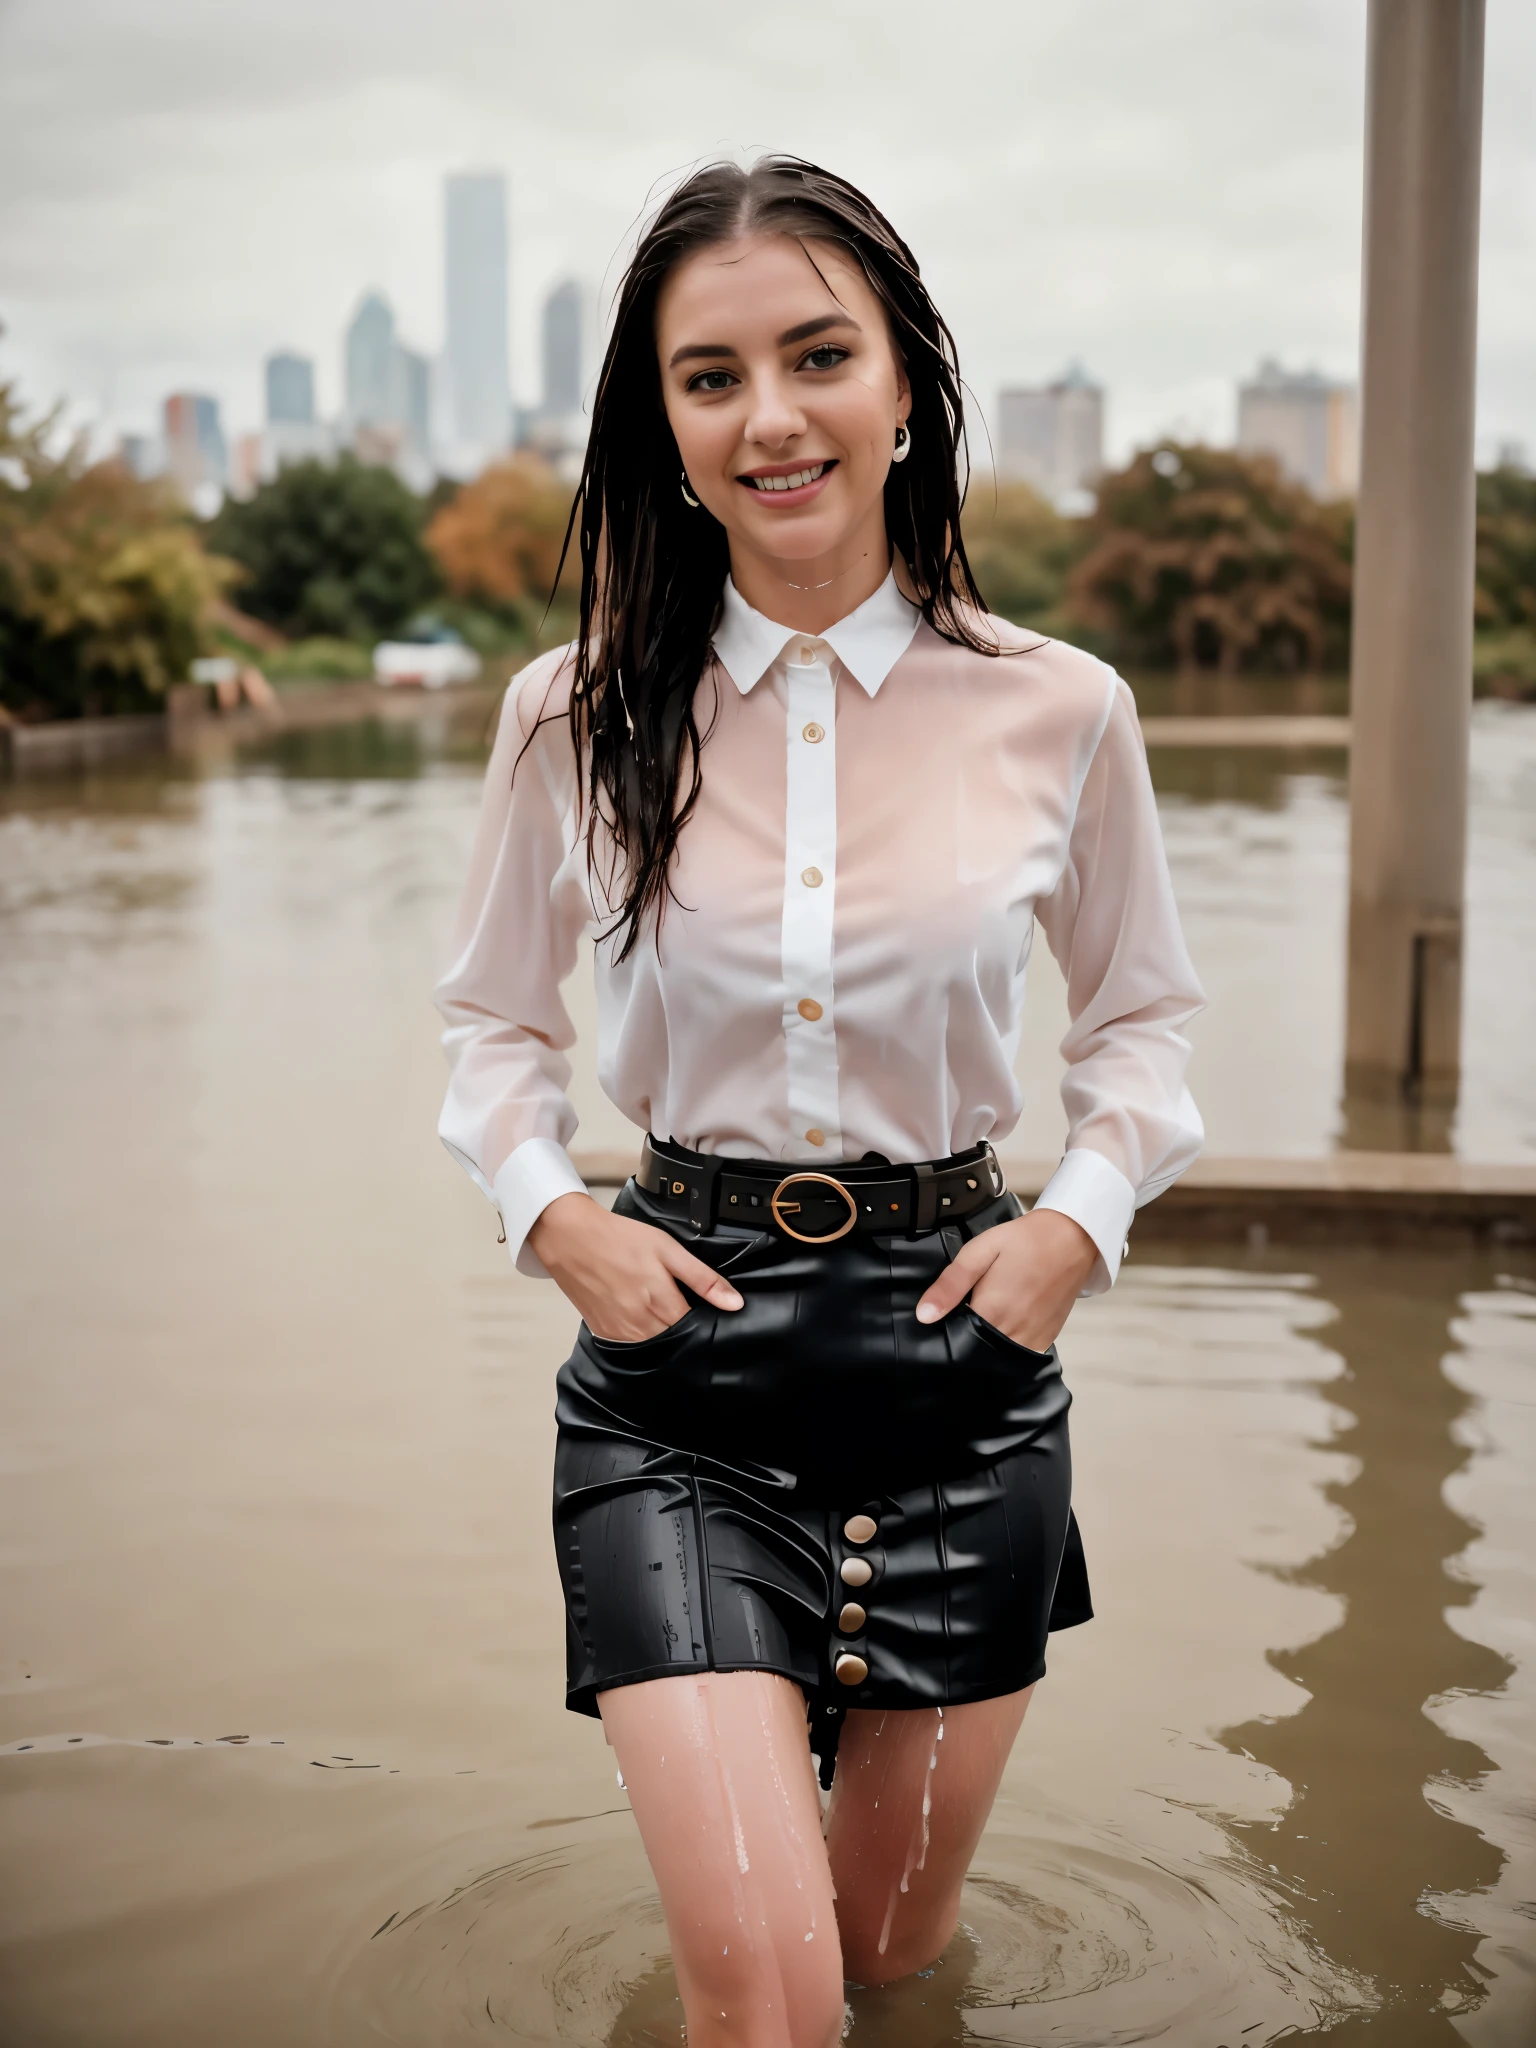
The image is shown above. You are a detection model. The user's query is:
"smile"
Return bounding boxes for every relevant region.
[741,460,835,491]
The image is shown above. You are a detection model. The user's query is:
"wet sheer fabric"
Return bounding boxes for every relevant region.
[433,574,1205,1286]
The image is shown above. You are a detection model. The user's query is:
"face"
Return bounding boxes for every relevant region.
[655,233,911,574]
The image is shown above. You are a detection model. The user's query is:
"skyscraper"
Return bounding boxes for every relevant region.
[1237,360,1359,499]
[345,292,397,431]
[541,279,582,418]
[163,392,227,495]
[996,365,1104,506]
[444,171,511,455]
[392,345,431,460]
[265,351,315,425]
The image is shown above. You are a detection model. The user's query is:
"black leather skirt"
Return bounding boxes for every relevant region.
[552,1150,1092,1783]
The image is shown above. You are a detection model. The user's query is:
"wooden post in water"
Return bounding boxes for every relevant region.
[1344,0,1485,1149]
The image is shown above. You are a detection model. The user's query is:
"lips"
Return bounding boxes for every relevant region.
[742,460,836,492]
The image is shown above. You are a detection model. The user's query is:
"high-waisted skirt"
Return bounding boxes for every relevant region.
[552,1151,1092,1783]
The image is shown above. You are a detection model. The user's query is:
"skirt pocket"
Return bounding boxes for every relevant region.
[962,1305,1056,1369]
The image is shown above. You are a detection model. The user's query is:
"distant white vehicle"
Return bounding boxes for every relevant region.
[372,624,482,690]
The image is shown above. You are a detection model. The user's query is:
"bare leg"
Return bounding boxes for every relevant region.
[826,1686,1035,1986]
[600,1672,846,2048]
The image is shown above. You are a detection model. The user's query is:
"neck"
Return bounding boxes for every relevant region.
[727,508,892,633]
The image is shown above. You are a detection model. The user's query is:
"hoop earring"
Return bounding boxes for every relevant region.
[892,424,912,464]
[680,470,701,508]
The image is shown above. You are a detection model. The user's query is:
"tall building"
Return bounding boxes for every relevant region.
[392,345,431,460]
[996,364,1104,506]
[1237,360,1359,499]
[162,392,227,496]
[345,292,397,431]
[265,351,315,425]
[541,279,582,417]
[444,170,511,455]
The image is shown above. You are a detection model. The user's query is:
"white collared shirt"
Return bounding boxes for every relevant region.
[434,571,1205,1291]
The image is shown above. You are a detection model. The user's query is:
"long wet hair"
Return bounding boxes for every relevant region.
[555,156,997,960]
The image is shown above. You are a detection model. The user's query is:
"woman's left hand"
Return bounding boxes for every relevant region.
[915,1209,1100,1352]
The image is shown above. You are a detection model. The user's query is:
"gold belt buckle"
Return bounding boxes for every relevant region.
[770,1171,859,1244]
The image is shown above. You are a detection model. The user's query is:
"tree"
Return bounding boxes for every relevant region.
[1474,462,1536,633]
[207,457,440,642]
[0,380,232,720]
[961,480,1083,630]
[1067,444,1354,672]
[425,456,577,620]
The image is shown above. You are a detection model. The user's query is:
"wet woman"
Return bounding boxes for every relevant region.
[435,158,1203,2047]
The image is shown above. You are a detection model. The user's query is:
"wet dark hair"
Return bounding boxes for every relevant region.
[556,155,997,960]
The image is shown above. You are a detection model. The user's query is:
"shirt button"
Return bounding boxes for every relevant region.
[801,722,825,744]
[843,1514,878,1544]
[806,1128,826,1146]
[797,998,823,1021]
[799,643,816,664]
[801,866,823,888]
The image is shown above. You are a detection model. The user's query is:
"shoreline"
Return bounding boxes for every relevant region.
[1,677,1353,779]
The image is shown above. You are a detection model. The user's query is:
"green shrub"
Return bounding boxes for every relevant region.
[207,457,439,642]
[263,636,375,683]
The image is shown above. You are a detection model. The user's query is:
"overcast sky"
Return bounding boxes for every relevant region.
[1,0,1531,466]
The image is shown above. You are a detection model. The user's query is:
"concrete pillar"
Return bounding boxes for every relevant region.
[1344,0,1485,1148]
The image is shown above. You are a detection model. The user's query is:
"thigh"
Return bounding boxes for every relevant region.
[600,1671,845,2048]
[825,1686,1035,1986]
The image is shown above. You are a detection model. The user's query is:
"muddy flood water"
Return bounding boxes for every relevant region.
[1,702,1533,2045]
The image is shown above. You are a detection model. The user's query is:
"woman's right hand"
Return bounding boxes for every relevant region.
[527,1192,745,1341]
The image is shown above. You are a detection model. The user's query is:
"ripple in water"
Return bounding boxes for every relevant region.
[337,1820,1372,2046]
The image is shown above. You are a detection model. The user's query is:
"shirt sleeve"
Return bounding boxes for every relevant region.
[433,651,593,1277]
[1031,671,1206,1293]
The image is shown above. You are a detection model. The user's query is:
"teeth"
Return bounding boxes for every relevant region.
[751,463,826,491]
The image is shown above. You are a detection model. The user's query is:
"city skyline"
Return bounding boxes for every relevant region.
[2,2,1531,472]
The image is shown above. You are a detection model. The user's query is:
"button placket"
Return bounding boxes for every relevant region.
[832,1507,878,1688]
[781,651,842,1158]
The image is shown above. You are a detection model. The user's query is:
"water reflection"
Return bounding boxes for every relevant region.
[1226,1252,1515,2042]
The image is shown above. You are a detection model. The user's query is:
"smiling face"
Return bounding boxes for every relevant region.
[655,233,911,617]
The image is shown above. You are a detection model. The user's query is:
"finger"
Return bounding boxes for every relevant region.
[663,1242,744,1312]
[915,1238,999,1324]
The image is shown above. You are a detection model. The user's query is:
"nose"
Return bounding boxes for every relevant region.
[742,366,807,456]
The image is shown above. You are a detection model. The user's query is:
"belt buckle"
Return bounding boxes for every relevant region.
[770,1171,859,1244]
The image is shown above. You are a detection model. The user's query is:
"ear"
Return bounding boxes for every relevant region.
[894,359,912,426]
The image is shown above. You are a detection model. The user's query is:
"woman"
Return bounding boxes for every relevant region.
[436,157,1203,2046]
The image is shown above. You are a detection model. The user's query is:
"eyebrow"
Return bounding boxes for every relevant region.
[667,310,862,369]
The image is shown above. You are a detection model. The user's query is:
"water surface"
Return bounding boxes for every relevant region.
[0,707,1532,2043]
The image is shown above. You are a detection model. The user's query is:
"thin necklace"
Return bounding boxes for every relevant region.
[783,550,872,594]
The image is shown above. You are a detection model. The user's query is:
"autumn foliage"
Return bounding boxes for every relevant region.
[0,381,233,719]
[425,456,577,616]
[1067,444,1354,672]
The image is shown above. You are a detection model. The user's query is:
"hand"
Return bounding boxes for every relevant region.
[527,1192,744,1342]
[915,1209,1099,1352]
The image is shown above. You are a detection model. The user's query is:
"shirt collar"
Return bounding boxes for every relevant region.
[712,568,922,699]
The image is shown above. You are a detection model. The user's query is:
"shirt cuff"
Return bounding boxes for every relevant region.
[1031,1148,1137,1295]
[491,1137,591,1278]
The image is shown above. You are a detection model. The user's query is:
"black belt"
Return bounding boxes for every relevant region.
[637,1135,1006,1242]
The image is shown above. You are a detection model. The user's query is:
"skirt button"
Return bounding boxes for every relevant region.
[835,1653,869,1686]
[842,1514,877,1544]
[838,1601,867,1632]
[839,1556,873,1587]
